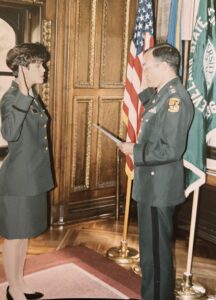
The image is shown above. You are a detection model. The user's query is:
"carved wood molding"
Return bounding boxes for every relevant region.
[43,19,52,50]
[42,19,52,106]
[0,0,44,5]
[75,0,97,88]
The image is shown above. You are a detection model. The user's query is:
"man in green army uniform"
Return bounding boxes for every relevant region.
[118,43,194,300]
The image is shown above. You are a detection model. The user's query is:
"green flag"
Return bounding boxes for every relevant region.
[184,0,216,197]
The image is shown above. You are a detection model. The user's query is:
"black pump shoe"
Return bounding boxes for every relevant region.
[6,286,43,300]
[24,291,44,300]
[6,287,14,300]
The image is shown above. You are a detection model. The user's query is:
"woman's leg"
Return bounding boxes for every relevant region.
[3,238,26,300]
[18,239,34,293]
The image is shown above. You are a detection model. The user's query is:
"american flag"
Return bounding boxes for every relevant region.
[122,0,154,178]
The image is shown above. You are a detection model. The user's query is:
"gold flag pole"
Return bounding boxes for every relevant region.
[175,188,206,299]
[107,176,139,264]
[115,147,120,221]
[182,40,189,86]
[92,124,139,264]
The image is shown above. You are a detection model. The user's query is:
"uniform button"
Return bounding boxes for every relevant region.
[150,171,155,176]
[45,146,48,151]
[152,100,155,103]
[44,136,47,140]
[145,119,149,122]
[40,114,43,117]
[44,124,47,128]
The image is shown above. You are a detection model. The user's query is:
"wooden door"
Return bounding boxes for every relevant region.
[44,0,137,224]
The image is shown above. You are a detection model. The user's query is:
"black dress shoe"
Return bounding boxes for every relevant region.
[24,291,44,299]
[6,286,14,300]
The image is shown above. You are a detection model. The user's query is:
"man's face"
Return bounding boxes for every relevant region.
[142,50,163,88]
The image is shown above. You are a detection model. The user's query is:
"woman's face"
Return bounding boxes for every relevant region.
[22,60,46,86]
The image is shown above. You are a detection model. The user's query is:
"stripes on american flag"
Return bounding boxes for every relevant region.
[122,0,154,178]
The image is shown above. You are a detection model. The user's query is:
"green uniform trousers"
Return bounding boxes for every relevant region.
[137,203,175,300]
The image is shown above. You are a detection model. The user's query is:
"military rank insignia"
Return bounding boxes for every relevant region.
[168,98,180,112]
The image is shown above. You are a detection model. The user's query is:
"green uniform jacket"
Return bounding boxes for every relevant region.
[0,81,54,196]
[132,78,194,206]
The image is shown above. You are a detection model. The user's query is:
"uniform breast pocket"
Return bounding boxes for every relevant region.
[30,106,39,115]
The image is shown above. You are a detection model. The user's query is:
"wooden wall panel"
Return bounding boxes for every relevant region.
[74,0,96,87]
[100,0,129,87]
[96,97,123,188]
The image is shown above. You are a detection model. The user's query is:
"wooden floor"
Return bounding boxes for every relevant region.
[0,216,216,298]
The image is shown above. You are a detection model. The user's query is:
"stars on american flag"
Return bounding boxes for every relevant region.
[133,0,154,54]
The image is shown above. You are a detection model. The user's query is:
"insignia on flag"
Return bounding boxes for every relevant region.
[203,39,216,91]
[168,98,180,112]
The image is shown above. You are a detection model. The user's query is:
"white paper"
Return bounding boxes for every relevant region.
[93,124,122,145]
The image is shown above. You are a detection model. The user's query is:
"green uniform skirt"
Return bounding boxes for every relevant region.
[0,193,48,239]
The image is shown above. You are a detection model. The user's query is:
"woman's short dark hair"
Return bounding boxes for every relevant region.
[150,43,180,73]
[6,42,50,77]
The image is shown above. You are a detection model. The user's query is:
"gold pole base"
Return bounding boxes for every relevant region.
[132,262,142,276]
[106,240,139,264]
[175,273,206,299]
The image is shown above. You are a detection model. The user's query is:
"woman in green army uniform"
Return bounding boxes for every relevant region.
[0,43,54,300]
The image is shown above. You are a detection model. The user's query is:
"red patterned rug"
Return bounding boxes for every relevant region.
[0,246,141,299]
